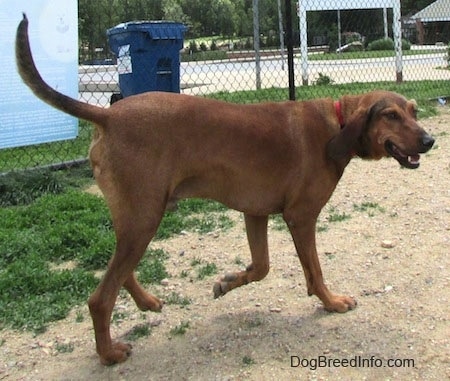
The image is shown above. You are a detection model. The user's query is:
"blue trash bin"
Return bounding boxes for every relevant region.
[107,21,186,98]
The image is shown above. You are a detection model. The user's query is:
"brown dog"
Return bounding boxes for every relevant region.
[16,15,434,365]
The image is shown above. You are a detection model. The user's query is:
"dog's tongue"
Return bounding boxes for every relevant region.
[408,154,420,165]
[392,144,420,165]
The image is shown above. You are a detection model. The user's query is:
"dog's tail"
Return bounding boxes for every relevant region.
[15,14,107,124]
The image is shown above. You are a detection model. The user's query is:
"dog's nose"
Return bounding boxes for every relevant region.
[422,134,435,150]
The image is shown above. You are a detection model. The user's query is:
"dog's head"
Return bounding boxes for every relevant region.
[327,91,435,169]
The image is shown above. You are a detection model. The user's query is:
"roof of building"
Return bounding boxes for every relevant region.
[411,0,450,22]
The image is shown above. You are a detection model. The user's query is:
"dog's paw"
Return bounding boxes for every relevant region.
[139,295,164,312]
[212,273,237,298]
[136,295,164,312]
[99,342,132,365]
[213,281,228,298]
[323,294,357,313]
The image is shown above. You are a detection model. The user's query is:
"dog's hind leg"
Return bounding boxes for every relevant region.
[213,214,270,297]
[123,272,163,312]
[88,204,164,365]
[103,256,163,312]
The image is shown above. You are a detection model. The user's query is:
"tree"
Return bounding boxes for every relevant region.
[210,0,239,37]
[162,0,191,24]
[77,0,431,61]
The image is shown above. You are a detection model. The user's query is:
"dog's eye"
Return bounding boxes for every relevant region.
[385,112,399,120]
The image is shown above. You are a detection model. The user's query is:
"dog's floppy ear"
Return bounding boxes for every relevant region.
[327,99,387,160]
[326,107,368,160]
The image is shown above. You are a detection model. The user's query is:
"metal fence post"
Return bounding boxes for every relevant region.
[253,0,261,90]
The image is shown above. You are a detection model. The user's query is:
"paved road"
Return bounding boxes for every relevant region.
[180,52,449,95]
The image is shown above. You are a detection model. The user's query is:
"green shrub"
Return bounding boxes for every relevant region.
[315,72,333,86]
[367,38,411,51]
[448,43,450,66]
[181,50,227,62]
[402,39,411,50]
[368,38,394,51]
[188,40,198,53]
[346,42,364,52]
[0,170,65,206]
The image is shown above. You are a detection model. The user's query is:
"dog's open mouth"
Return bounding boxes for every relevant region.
[385,141,421,169]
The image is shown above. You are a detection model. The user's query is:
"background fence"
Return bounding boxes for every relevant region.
[1,0,449,173]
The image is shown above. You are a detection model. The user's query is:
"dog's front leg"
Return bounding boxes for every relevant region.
[213,214,270,297]
[283,212,356,312]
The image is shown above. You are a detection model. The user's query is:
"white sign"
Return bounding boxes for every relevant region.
[117,45,133,74]
[0,0,78,149]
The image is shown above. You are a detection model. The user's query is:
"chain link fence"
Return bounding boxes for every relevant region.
[2,0,449,173]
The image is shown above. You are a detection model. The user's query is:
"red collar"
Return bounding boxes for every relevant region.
[334,100,345,128]
[335,100,358,157]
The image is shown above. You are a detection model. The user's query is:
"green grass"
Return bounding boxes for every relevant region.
[317,224,329,233]
[234,256,245,266]
[0,191,116,269]
[0,188,113,332]
[137,249,169,285]
[196,262,218,280]
[56,342,75,353]
[190,257,203,266]
[170,321,190,336]
[125,323,152,341]
[0,165,93,206]
[0,254,98,332]
[353,202,386,216]
[112,311,128,323]
[309,48,446,61]
[208,80,443,119]
[188,257,219,280]
[270,214,287,231]
[164,292,192,307]
[242,355,256,366]
[271,203,382,231]
[75,310,84,323]
[156,199,232,240]
[326,207,351,223]
[0,167,234,332]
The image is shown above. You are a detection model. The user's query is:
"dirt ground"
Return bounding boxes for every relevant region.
[1,107,449,380]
